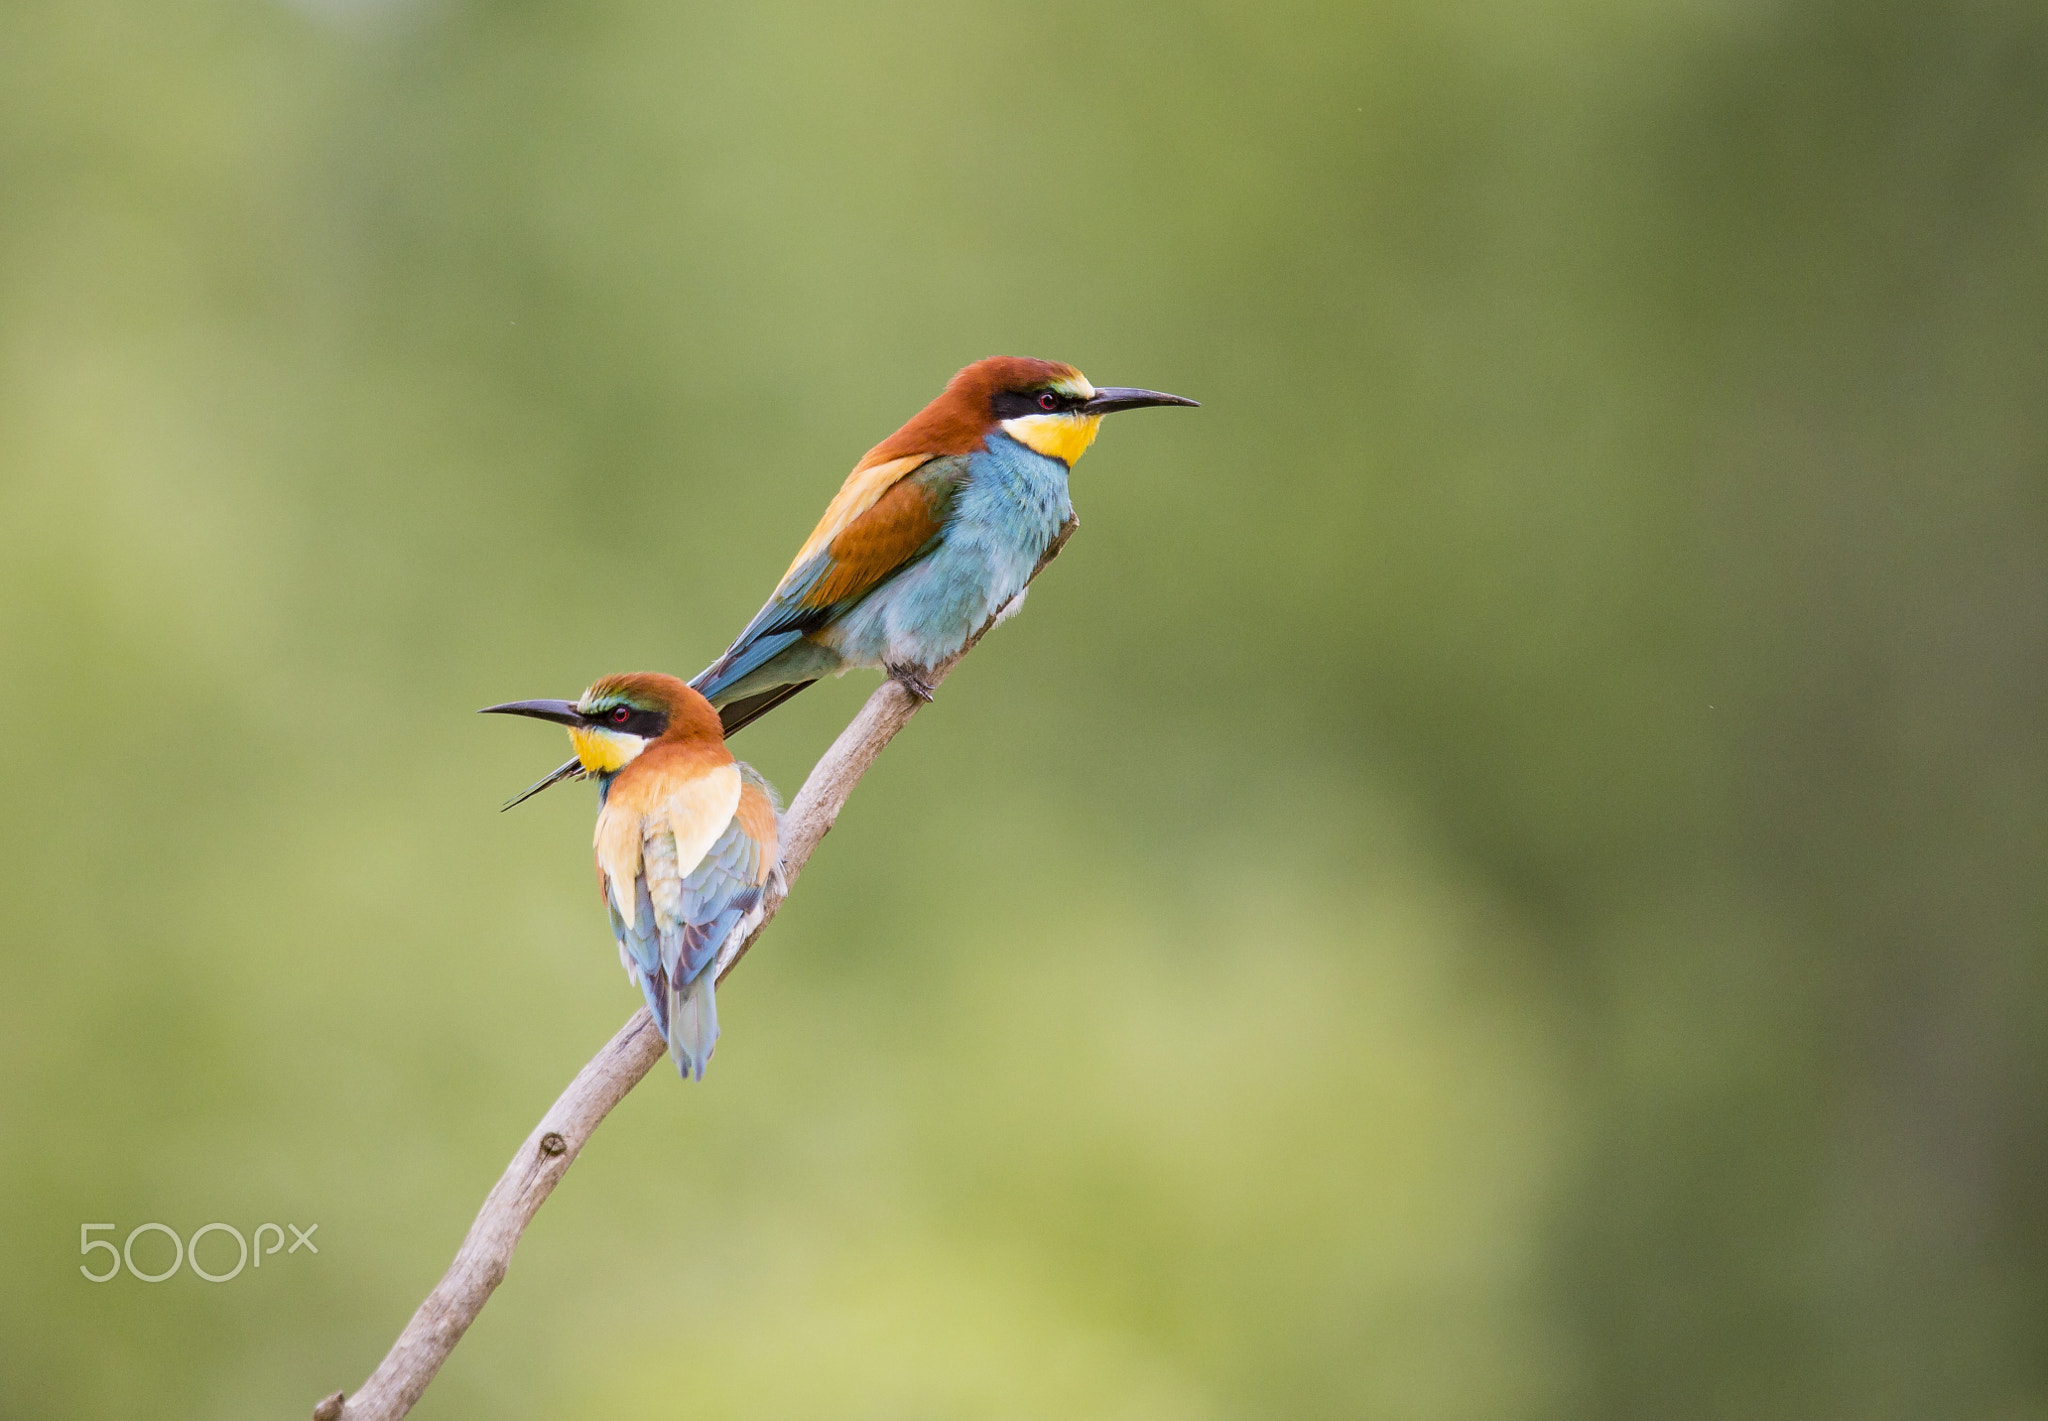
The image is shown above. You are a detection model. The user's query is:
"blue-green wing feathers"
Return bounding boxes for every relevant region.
[603,770,781,1081]
[691,456,969,712]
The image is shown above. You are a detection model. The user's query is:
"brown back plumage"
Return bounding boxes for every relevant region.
[854,357,1082,470]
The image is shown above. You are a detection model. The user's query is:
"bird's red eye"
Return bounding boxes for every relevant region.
[609,706,631,725]
[1038,392,1060,412]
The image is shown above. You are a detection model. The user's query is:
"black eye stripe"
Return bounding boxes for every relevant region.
[583,705,669,738]
[992,388,1083,419]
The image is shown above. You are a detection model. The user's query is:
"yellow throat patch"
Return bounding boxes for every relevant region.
[1000,412,1103,466]
[569,725,642,775]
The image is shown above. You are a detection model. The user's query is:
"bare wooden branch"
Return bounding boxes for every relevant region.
[317,517,1078,1421]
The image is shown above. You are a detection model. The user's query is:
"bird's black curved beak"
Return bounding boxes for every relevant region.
[478,698,585,727]
[480,699,591,810]
[1083,386,1200,415]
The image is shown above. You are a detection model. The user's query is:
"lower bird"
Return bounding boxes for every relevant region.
[691,355,1198,734]
[482,672,781,1080]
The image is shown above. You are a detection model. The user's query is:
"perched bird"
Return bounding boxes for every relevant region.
[690,356,1198,734]
[482,672,781,1080]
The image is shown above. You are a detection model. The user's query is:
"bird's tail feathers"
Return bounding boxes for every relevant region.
[501,755,586,811]
[666,972,718,1081]
[631,963,670,1043]
[715,680,817,737]
[690,627,807,707]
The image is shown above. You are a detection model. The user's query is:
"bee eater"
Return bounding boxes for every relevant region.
[481,673,781,1081]
[690,356,1198,733]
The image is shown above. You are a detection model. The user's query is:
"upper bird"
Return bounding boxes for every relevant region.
[690,356,1198,734]
[482,672,781,1081]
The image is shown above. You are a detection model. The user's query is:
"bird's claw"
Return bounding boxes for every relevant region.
[888,665,936,703]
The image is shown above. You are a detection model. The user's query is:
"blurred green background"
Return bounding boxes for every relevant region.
[3,0,2044,1416]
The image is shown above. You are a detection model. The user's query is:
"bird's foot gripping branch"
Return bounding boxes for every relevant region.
[311,517,1075,1421]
